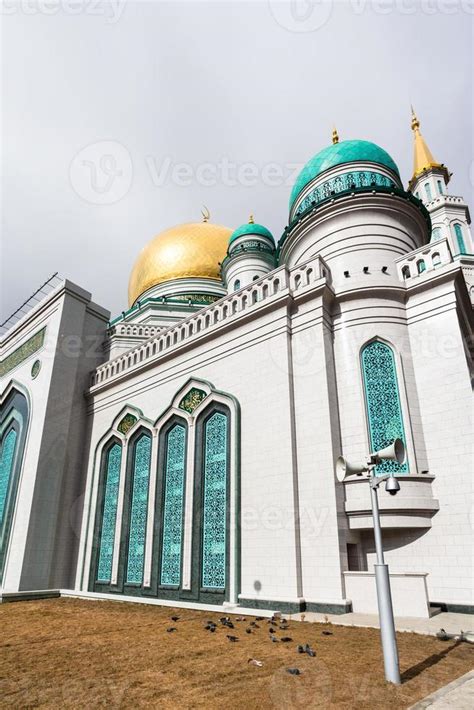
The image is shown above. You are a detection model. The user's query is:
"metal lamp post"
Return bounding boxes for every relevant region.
[336,438,405,686]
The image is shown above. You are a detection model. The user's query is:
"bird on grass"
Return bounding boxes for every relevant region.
[166,627,177,633]
[249,622,260,629]
[227,635,239,642]
[436,628,452,641]
[255,616,264,621]
[297,645,305,654]
[246,628,252,634]
[280,637,293,643]
[304,643,316,657]
[287,668,301,676]
[270,635,279,643]
[322,630,333,636]
[171,616,179,622]
[269,628,276,634]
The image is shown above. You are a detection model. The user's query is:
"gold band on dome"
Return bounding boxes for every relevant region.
[128,222,232,307]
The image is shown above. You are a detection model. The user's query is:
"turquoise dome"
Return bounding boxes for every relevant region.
[290,140,400,208]
[229,222,274,245]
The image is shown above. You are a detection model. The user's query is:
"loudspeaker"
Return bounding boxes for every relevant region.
[371,438,405,465]
[335,456,368,483]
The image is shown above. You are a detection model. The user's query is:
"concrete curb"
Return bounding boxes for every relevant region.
[408,670,474,709]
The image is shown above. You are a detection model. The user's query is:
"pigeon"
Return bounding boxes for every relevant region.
[248,659,264,667]
[246,628,252,634]
[281,637,293,643]
[270,635,279,643]
[220,617,230,624]
[166,627,177,633]
[255,616,264,621]
[304,644,316,657]
[269,628,276,634]
[322,631,333,636]
[287,668,301,676]
[297,645,305,654]
[436,628,451,641]
[227,635,238,642]
[249,622,259,628]
[171,616,179,622]
[236,616,246,622]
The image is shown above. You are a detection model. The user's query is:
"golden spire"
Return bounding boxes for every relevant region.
[248,214,254,224]
[332,126,339,145]
[201,205,210,223]
[410,106,445,183]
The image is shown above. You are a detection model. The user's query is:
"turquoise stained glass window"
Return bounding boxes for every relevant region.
[425,183,432,201]
[417,260,426,274]
[126,434,151,584]
[0,429,17,526]
[454,224,467,255]
[202,412,228,589]
[437,180,443,195]
[431,227,442,242]
[160,424,186,586]
[96,443,122,582]
[361,342,408,475]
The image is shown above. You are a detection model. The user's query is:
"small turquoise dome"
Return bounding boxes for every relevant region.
[229,222,274,245]
[290,140,400,208]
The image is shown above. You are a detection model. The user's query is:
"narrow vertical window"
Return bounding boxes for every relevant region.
[431,227,441,242]
[417,259,426,274]
[437,180,443,195]
[126,434,151,584]
[361,341,408,475]
[454,224,467,255]
[96,443,122,583]
[160,424,186,586]
[202,412,228,588]
[425,183,432,201]
[0,429,17,526]
[234,279,240,291]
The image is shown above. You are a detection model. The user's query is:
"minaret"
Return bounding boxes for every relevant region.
[408,108,471,256]
[221,215,276,293]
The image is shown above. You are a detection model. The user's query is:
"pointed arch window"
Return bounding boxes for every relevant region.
[201,411,228,589]
[233,279,240,291]
[417,259,426,274]
[126,433,152,584]
[454,224,467,255]
[0,429,17,526]
[424,183,432,201]
[361,341,408,475]
[160,423,187,586]
[96,442,122,583]
[431,227,442,242]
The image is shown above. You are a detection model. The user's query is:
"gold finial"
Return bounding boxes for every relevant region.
[248,214,254,224]
[332,126,339,145]
[411,105,420,132]
[201,205,210,223]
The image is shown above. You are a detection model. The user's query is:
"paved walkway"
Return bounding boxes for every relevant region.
[409,670,474,709]
[288,610,474,637]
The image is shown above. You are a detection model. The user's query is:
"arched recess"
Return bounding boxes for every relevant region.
[0,384,30,585]
[360,340,409,475]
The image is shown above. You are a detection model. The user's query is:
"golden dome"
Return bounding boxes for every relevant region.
[128,221,232,306]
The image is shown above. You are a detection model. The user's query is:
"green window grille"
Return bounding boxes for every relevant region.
[160,424,186,586]
[454,224,467,255]
[96,443,122,582]
[126,434,151,584]
[0,429,17,526]
[202,412,228,589]
[295,170,395,217]
[361,342,408,475]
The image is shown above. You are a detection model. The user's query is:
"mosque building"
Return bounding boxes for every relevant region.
[1,113,472,616]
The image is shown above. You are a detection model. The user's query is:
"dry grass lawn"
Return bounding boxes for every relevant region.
[0,598,472,709]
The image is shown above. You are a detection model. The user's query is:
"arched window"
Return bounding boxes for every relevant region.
[454,223,467,255]
[160,423,187,586]
[361,341,408,474]
[0,387,29,585]
[432,252,441,267]
[126,432,152,584]
[0,429,17,526]
[233,279,240,291]
[431,227,442,242]
[96,442,122,583]
[401,265,410,280]
[201,410,228,590]
[417,259,426,274]
[424,183,432,201]
[437,180,443,195]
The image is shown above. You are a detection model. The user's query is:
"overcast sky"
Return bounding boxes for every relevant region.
[2,0,473,322]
